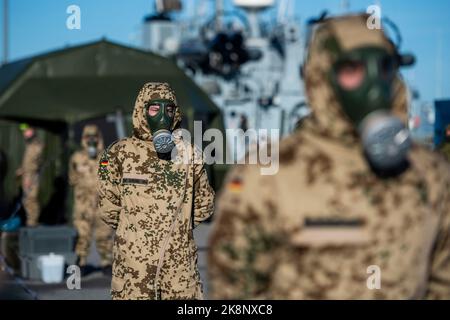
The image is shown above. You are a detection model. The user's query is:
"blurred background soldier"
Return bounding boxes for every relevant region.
[16,124,44,227]
[69,124,112,275]
[439,124,450,162]
[208,14,450,300]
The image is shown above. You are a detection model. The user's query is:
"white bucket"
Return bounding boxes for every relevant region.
[38,253,65,284]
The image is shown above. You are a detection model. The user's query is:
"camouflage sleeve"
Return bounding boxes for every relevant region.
[426,173,450,299]
[22,142,44,177]
[207,165,279,300]
[97,144,122,230]
[193,159,215,228]
[68,154,78,186]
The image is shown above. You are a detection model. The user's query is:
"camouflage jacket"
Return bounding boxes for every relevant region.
[208,15,450,300]
[98,83,215,300]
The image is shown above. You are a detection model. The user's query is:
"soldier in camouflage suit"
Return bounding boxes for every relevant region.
[208,14,450,300]
[439,125,450,162]
[98,82,215,300]
[69,124,112,271]
[16,125,44,227]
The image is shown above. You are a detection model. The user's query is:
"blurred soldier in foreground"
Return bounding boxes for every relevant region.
[69,125,112,274]
[98,82,215,300]
[439,124,450,162]
[16,124,44,227]
[208,14,450,299]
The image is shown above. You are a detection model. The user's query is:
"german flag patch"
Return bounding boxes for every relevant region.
[98,153,110,181]
[228,178,243,193]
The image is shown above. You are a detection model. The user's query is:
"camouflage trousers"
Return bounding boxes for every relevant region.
[23,183,40,227]
[73,209,113,267]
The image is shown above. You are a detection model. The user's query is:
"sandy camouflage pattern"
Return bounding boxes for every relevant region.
[19,137,44,227]
[208,14,450,300]
[69,125,112,267]
[98,82,215,300]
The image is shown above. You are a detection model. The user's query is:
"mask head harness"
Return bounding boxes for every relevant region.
[145,99,178,154]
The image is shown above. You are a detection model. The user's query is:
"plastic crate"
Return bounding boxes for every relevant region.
[19,226,77,256]
[20,252,77,281]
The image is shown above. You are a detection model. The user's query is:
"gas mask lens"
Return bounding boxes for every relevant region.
[148,104,161,117]
[165,105,175,118]
[336,59,366,90]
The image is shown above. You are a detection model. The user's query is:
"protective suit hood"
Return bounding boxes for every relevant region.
[81,124,104,153]
[303,14,408,145]
[132,82,182,142]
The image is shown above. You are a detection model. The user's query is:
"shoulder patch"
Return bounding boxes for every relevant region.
[227,177,243,193]
[98,151,110,181]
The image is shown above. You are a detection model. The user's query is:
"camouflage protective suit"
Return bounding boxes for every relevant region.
[19,137,44,227]
[69,125,112,267]
[208,15,450,300]
[98,82,215,300]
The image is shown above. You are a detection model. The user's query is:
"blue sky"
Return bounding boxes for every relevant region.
[1,0,449,102]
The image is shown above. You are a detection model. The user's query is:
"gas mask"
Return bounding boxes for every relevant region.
[86,136,98,159]
[331,47,412,171]
[145,99,177,154]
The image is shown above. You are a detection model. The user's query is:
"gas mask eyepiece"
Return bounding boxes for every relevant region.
[145,99,177,154]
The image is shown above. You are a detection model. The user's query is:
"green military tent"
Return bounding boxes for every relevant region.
[0,40,228,222]
[0,39,223,130]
